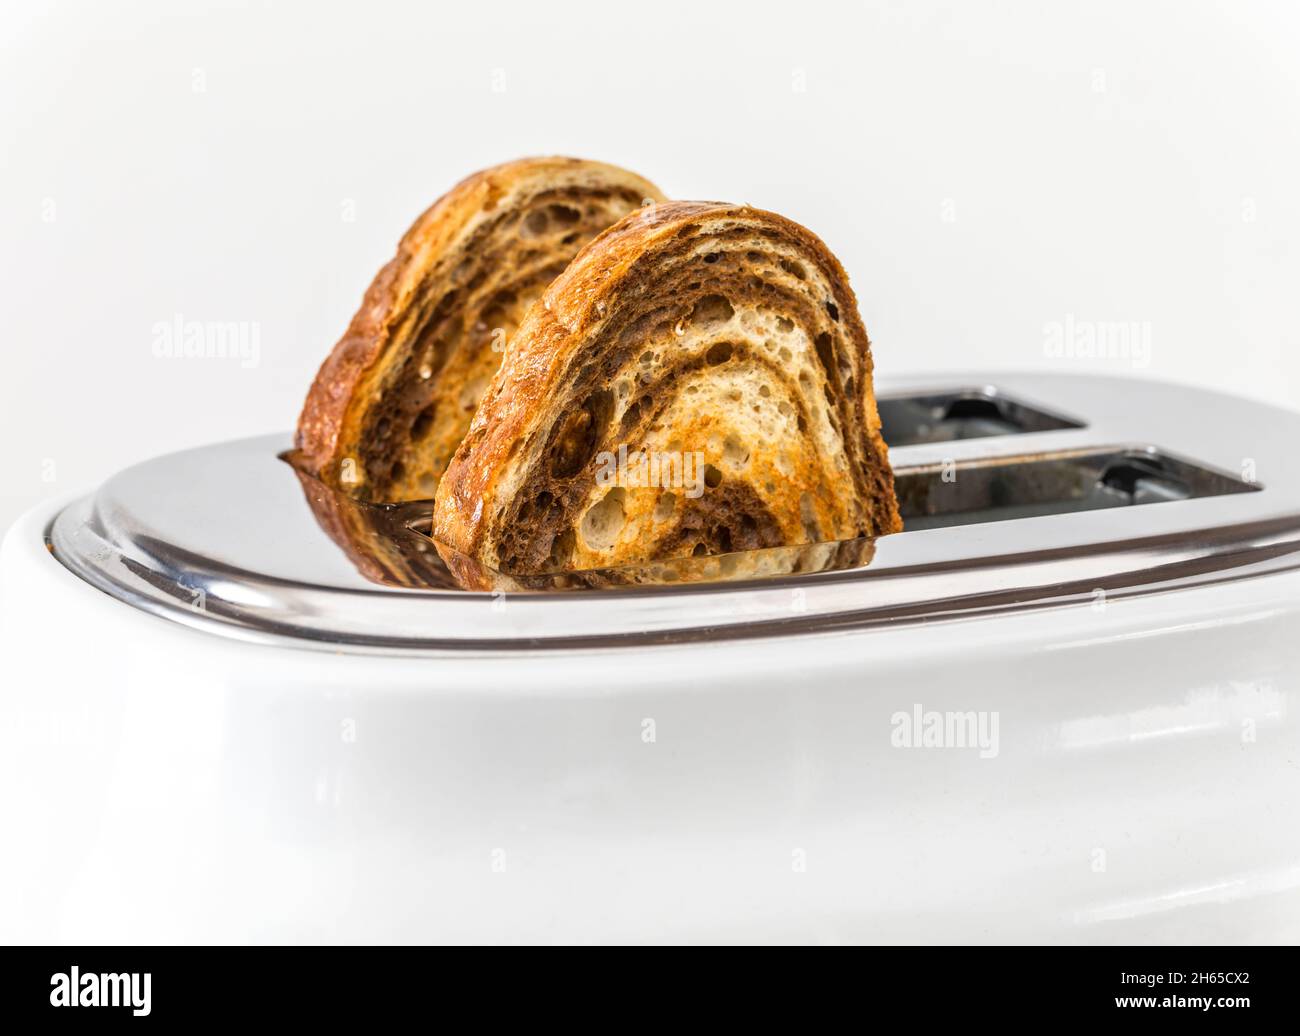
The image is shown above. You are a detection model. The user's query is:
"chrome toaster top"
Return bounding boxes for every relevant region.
[48,372,1298,653]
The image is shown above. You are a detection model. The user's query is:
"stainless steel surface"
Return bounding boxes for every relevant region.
[48,373,1300,652]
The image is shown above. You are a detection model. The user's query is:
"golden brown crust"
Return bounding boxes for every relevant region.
[296,157,665,501]
[432,200,903,578]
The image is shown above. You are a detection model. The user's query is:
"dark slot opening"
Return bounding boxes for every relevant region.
[895,448,1258,531]
[879,388,1084,446]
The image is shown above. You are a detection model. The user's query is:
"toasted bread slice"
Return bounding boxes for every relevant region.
[296,157,665,501]
[432,200,902,582]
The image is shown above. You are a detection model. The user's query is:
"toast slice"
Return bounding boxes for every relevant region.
[296,157,665,501]
[432,200,903,583]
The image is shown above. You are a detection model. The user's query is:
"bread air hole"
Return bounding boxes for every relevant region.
[548,528,575,568]
[410,404,436,440]
[581,487,627,551]
[522,210,550,237]
[654,491,676,521]
[815,332,837,384]
[723,435,749,469]
[780,258,806,280]
[550,388,612,478]
[706,341,733,365]
[704,464,723,489]
[691,294,734,329]
[549,204,581,225]
[526,490,561,524]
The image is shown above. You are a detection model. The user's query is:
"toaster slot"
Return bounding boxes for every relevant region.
[896,448,1258,531]
[878,388,1084,445]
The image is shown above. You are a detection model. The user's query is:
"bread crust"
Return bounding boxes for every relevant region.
[433,200,903,578]
[296,157,664,500]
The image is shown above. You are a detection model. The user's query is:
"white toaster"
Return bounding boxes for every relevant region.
[2,371,1297,944]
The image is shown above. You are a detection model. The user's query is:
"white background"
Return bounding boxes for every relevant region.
[2,0,1298,535]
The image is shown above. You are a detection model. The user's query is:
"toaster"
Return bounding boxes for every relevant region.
[2,371,1298,944]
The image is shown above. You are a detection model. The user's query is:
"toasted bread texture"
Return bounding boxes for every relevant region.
[432,200,902,583]
[296,157,665,501]
[438,536,877,592]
